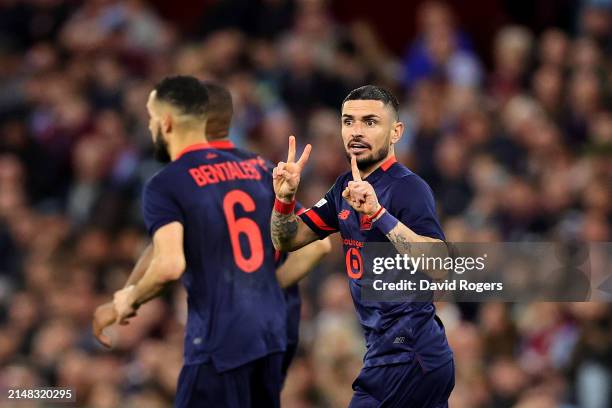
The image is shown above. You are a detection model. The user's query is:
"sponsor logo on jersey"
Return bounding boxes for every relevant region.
[338,209,351,220]
[360,214,373,230]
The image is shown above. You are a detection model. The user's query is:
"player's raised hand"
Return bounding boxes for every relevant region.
[342,156,381,216]
[93,301,117,348]
[273,135,312,202]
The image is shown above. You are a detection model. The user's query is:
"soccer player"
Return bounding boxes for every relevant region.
[99,76,328,408]
[271,85,455,407]
[93,84,328,388]
[93,83,329,357]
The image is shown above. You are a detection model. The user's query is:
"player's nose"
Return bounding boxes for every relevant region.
[351,121,366,137]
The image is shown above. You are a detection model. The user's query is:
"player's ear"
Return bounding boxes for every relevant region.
[390,121,404,145]
[161,113,173,134]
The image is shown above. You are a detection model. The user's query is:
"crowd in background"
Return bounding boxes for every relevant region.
[0,0,610,407]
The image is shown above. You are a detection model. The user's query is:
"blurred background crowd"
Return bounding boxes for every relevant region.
[0,0,610,407]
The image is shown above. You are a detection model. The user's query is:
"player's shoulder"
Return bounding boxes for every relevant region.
[386,163,435,196]
[145,163,177,189]
[147,161,179,185]
[385,160,415,180]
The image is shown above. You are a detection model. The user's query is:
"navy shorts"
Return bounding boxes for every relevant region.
[175,352,284,408]
[349,359,455,408]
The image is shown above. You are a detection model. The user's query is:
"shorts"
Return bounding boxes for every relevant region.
[349,358,455,408]
[175,352,284,408]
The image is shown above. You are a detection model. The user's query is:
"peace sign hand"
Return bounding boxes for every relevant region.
[342,156,381,216]
[273,135,312,201]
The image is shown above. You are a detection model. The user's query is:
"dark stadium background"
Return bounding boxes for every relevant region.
[0,0,610,407]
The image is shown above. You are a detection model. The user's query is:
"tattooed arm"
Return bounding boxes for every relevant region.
[378,212,448,281]
[382,213,449,281]
[271,209,321,252]
[381,214,442,254]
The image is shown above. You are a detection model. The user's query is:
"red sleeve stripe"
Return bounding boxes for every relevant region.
[303,209,336,231]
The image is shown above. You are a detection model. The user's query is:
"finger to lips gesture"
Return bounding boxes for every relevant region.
[273,135,312,201]
[342,156,380,216]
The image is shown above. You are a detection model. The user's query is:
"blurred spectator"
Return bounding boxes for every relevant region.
[489,25,533,105]
[402,1,482,89]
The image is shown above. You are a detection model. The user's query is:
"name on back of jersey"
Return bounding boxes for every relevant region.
[188,157,268,187]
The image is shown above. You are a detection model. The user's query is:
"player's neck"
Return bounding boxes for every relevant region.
[170,132,209,161]
[360,151,395,179]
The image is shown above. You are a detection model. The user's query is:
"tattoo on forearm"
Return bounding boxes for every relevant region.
[271,211,298,248]
[387,230,412,256]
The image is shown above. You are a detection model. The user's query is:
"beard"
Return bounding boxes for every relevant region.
[345,143,390,170]
[153,127,171,163]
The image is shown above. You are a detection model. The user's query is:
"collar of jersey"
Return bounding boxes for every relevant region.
[363,156,397,183]
[176,140,236,159]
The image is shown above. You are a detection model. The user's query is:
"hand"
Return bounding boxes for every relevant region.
[272,135,312,202]
[113,285,138,325]
[342,156,381,217]
[92,302,117,348]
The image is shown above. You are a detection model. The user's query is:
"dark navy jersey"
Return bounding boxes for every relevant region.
[142,140,287,372]
[299,156,453,371]
[283,284,301,346]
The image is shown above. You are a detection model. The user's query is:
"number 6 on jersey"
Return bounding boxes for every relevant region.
[223,190,264,273]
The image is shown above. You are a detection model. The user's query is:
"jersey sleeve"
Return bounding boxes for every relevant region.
[298,185,340,239]
[391,175,445,240]
[142,176,184,236]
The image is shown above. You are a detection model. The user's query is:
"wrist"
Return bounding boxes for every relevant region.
[275,195,294,204]
[274,197,296,214]
[367,205,385,221]
[374,210,399,235]
[124,285,138,308]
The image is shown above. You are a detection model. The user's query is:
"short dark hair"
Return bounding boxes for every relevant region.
[202,82,233,139]
[154,76,209,117]
[203,82,233,120]
[342,85,399,119]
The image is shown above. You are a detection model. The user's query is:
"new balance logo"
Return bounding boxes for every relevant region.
[393,337,405,344]
[338,209,350,220]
